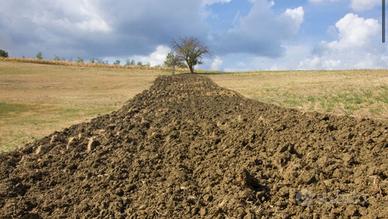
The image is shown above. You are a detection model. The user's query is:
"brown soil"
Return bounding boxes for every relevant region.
[0,74,387,218]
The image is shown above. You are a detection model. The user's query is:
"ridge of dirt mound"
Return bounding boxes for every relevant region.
[0,74,387,218]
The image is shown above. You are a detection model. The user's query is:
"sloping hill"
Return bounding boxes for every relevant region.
[0,74,387,218]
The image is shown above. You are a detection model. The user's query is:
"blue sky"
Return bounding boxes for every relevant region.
[0,0,386,70]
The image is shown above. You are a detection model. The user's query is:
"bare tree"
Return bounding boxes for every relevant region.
[172,37,209,74]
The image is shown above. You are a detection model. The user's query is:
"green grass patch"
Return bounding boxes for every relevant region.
[0,102,31,117]
[376,85,388,103]
[248,87,387,118]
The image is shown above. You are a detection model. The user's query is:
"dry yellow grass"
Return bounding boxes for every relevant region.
[209,70,388,120]
[1,61,387,151]
[0,61,170,151]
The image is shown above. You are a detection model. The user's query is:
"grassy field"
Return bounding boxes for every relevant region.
[209,70,388,120]
[0,61,169,151]
[1,61,387,151]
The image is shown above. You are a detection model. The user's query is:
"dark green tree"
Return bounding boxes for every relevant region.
[36,52,43,60]
[164,51,184,74]
[0,49,8,58]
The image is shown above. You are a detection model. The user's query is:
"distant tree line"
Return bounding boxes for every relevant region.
[28,51,151,66]
[2,36,209,73]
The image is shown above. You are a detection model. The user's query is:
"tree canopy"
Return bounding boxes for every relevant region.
[172,37,209,74]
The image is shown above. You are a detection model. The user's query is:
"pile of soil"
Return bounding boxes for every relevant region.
[0,74,387,218]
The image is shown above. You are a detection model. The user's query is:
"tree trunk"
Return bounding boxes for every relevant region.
[188,65,194,74]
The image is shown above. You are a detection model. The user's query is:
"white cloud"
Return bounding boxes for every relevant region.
[218,12,386,71]
[214,1,305,57]
[326,13,379,49]
[351,0,380,12]
[220,44,312,71]
[147,45,171,66]
[299,13,386,69]
[0,0,308,69]
[1,0,385,71]
[129,45,171,66]
[310,0,380,12]
[283,7,304,33]
[0,0,111,33]
[202,0,232,6]
[309,0,340,4]
[210,56,223,70]
[0,0,207,58]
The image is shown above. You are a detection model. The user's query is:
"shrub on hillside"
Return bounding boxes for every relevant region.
[36,52,43,60]
[164,51,184,74]
[0,49,8,58]
[76,57,84,63]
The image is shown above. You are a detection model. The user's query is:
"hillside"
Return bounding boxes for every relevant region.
[0,74,387,218]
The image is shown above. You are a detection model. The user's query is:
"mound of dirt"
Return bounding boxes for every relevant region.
[0,74,387,218]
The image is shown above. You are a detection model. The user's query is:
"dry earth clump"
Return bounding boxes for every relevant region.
[0,74,387,218]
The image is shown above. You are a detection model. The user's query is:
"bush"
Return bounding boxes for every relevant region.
[125,59,136,66]
[164,51,184,74]
[76,57,84,63]
[0,49,8,58]
[36,52,43,60]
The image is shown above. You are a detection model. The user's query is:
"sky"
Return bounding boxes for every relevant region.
[0,0,386,71]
